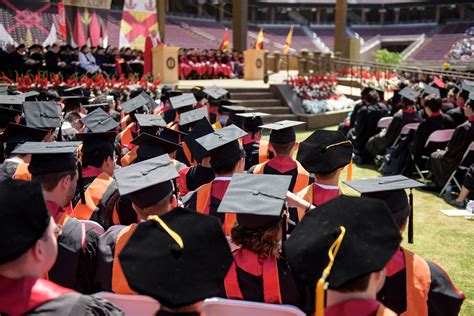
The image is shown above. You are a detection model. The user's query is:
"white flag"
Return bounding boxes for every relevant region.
[43,23,58,47]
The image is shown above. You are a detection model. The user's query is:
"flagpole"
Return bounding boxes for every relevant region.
[287,53,289,81]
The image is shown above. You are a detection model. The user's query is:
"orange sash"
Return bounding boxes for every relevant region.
[120,123,134,149]
[258,140,271,164]
[253,160,309,193]
[120,114,130,130]
[111,224,138,294]
[196,181,235,236]
[120,147,138,167]
[402,248,430,316]
[71,172,114,220]
[12,162,32,181]
[182,142,195,166]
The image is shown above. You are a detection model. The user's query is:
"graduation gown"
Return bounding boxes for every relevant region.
[0,276,123,315]
[366,110,421,157]
[430,120,474,187]
[325,299,396,316]
[446,107,467,128]
[177,164,215,196]
[222,248,314,315]
[463,163,474,191]
[297,183,341,219]
[0,159,19,181]
[95,224,138,294]
[378,247,464,316]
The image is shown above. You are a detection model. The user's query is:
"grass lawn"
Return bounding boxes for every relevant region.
[296,128,474,315]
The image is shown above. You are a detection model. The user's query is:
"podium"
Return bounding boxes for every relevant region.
[152,46,180,84]
[243,49,265,80]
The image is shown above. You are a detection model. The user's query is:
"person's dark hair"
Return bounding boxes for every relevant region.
[80,45,88,52]
[64,111,81,123]
[458,89,470,103]
[401,96,415,108]
[133,191,174,218]
[271,141,295,156]
[231,221,281,259]
[424,94,442,112]
[210,155,242,174]
[315,168,339,180]
[366,90,380,103]
[82,143,114,169]
[337,273,372,293]
[32,170,77,192]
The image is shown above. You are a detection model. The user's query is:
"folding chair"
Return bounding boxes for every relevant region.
[377,116,393,129]
[413,129,454,180]
[94,292,160,316]
[439,142,474,196]
[202,297,305,316]
[391,122,420,148]
[79,220,105,235]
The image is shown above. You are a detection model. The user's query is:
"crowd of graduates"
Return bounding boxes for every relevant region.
[0,43,146,80]
[0,80,467,315]
[339,75,474,208]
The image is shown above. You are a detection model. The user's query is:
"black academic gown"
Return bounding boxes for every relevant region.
[0,159,19,181]
[352,102,389,161]
[446,107,467,127]
[244,141,260,170]
[430,120,474,187]
[366,110,421,157]
[182,165,215,193]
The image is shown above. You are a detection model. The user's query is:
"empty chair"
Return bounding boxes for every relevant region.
[377,116,393,129]
[400,122,420,136]
[79,220,105,235]
[202,297,305,316]
[94,292,160,316]
[439,142,474,196]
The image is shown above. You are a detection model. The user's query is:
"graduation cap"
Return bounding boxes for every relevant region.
[139,91,158,109]
[179,107,208,127]
[398,86,420,102]
[158,127,187,144]
[183,117,214,162]
[160,90,182,103]
[343,175,424,243]
[0,95,23,112]
[0,106,21,129]
[209,99,235,109]
[23,101,62,129]
[169,93,196,112]
[191,86,206,101]
[0,179,51,264]
[81,103,109,114]
[60,96,85,110]
[18,90,40,101]
[80,108,119,133]
[0,86,8,95]
[135,114,167,134]
[63,86,85,96]
[218,173,292,229]
[237,112,269,134]
[297,130,353,175]
[259,120,305,145]
[119,207,233,308]
[131,133,182,163]
[12,141,81,176]
[203,86,229,100]
[195,124,247,164]
[285,196,401,312]
[432,77,447,98]
[114,154,179,209]
[126,84,143,92]
[0,123,48,145]
[421,84,440,97]
[462,79,474,91]
[121,94,149,114]
[222,105,250,113]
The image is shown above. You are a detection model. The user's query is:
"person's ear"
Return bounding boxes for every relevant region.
[293,142,300,152]
[60,175,71,191]
[170,195,178,208]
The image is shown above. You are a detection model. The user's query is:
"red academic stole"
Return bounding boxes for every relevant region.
[0,276,74,316]
[224,248,282,304]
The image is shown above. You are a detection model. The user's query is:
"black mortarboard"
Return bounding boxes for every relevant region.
[451,83,461,95]
[75,132,115,166]
[119,207,233,307]
[398,86,420,102]
[160,90,182,103]
[221,105,250,113]
[131,133,181,162]
[80,108,119,133]
[81,103,108,114]
[114,154,179,208]
[183,118,214,162]
[260,120,304,145]
[12,141,81,175]
[462,80,474,92]
[61,96,84,111]
[0,86,8,95]
[421,84,440,97]
[135,114,167,134]
[196,124,247,163]
[139,91,158,109]
[62,86,84,96]
[0,95,23,112]
[158,127,187,144]
[0,123,48,144]
[126,84,143,92]
[0,106,21,129]
[191,86,206,101]
[0,179,51,264]
[179,107,208,127]
[343,175,424,243]
[121,94,149,114]
[285,196,401,289]
[237,112,269,134]
[18,90,40,101]
[209,99,235,109]
[297,130,353,174]
[203,86,228,100]
[170,93,196,112]
[75,131,116,143]
[218,173,292,229]
[23,101,62,129]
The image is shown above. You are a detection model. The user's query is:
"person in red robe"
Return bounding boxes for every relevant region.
[144,30,163,76]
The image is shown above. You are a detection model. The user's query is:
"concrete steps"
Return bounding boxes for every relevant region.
[232,99,282,108]
[229,92,275,100]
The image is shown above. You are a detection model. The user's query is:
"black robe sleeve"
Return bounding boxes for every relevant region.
[182,191,197,210]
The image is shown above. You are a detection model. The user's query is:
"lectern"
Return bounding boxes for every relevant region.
[243,49,265,80]
[152,46,180,84]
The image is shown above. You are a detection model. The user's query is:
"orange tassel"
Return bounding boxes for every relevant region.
[346,160,353,181]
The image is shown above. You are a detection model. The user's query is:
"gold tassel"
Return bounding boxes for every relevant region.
[147,215,184,249]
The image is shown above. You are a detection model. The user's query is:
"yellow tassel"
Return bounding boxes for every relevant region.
[316,278,326,316]
[147,215,184,249]
[346,160,353,181]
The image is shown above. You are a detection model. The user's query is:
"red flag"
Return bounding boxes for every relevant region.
[89,10,101,47]
[255,28,264,50]
[73,10,86,47]
[58,1,66,40]
[219,28,229,53]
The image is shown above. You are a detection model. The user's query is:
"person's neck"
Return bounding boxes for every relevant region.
[327,289,375,307]
[316,177,339,187]
[215,172,234,178]
[274,153,292,158]
[42,190,64,208]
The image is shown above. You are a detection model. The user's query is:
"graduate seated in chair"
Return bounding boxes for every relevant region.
[285,196,402,316]
[0,180,123,315]
[217,173,314,315]
[297,130,353,214]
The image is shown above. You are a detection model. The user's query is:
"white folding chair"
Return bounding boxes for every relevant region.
[202,297,305,316]
[439,142,474,196]
[79,220,105,235]
[389,122,420,150]
[94,292,160,316]
[413,129,455,180]
[377,116,393,129]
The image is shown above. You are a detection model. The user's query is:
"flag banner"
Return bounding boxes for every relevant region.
[58,1,66,40]
[0,0,56,46]
[63,0,111,10]
[218,28,229,53]
[119,0,158,50]
[283,26,293,54]
[255,28,264,50]
[65,5,109,47]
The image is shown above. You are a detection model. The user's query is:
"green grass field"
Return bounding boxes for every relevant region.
[296,129,474,315]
